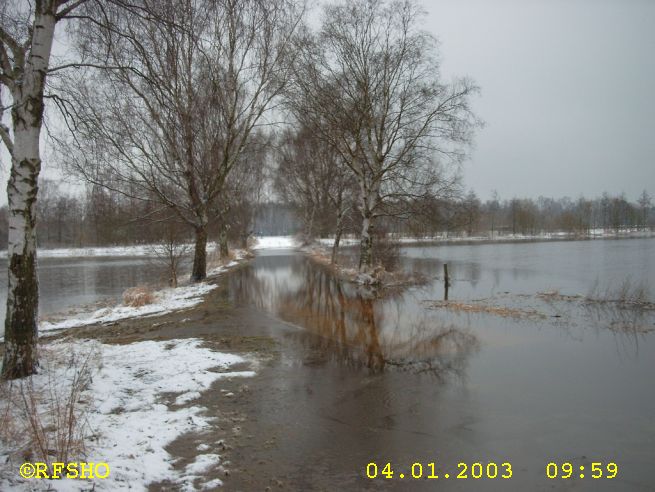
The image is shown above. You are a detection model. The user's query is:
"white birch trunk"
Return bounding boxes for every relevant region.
[357,176,380,273]
[2,4,57,379]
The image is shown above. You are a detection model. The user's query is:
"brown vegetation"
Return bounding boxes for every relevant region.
[304,245,427,290]
[426,300,547,320]
[0,344,95,467]
[122,286,155,307]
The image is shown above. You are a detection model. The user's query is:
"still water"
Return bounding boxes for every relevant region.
[223,238,655,491]
[0,256,163,334]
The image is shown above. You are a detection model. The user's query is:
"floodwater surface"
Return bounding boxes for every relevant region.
[220,238,655,491]
[0,256,163,335]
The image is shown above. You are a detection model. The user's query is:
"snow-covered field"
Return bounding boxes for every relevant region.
[0,236,297,259]
[251,236,296,250]
[0,338,255,491]
[0,242,215,259]
[316,229,654,247]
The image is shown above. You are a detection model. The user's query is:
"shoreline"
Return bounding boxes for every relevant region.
[318,229,654,249]
[1,240,653,490]
[0,249,272,491]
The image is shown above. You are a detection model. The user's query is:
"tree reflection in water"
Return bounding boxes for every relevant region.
[228,256,478,377]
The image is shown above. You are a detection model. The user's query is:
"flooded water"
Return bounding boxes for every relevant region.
[222,238,655,491]
[0,256,163,333]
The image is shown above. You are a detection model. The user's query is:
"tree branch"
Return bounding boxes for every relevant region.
[0,122,14,157]
[56,0,90,20]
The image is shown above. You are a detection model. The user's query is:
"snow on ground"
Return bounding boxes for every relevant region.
[251,236,296,250]
[34,249,250,336]
[0,338,255,491]
[39,283,218,333]
[0,236,295,258]
[206,249,249,276]
[0,242,225,259]
[316,229,655,247]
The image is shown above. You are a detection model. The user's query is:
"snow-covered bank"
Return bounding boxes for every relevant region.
[0,236,297,259]
[0,338,255,491]
[36,249,251,335]
[39,283,218,333]
[316,229,655,247]
[251,236,296,250]
[0,242,220,259]
[21,250,248,341]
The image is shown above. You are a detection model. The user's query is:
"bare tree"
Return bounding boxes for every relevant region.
[275,125,355,260]
[63,0,302,281]
[488,190,500,238]
[1,0,90,379]
[213,130,269,255]
[638,190,651,231]
[149,220,191,288]
[289,0,479,272]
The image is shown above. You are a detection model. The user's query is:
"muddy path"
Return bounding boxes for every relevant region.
[41,247,655,491]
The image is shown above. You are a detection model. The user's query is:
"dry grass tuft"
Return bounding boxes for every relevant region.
[0,344,97,467]
[427,300,547,320]
[123,285,155,307]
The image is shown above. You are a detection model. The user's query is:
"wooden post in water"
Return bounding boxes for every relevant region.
[444,263,450,301]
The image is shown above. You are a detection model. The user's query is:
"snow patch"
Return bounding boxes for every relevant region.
[40,283,218,332]
[0,242,221,259]
[0,338,254,491]
[251,236,296,250]
[185,453,222,475]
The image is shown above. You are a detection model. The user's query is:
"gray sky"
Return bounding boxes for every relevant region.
[2,0,654,204]
[423,0,655,201]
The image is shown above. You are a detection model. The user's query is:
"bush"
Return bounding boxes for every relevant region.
[122,285,155,307]
[372,231,401,272]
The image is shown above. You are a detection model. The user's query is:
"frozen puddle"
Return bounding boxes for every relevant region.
[0,338,255,491]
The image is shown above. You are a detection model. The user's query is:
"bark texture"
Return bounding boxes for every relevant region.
[2,2,57,379]
[218,223,229,259]
[191,226,208,282]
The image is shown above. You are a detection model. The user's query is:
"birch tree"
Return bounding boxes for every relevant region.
[1,0,89,379]
[65,0,302,281]
[275,125,355,260]
[290,0,479,272]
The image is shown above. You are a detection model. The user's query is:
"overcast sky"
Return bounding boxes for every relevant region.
[423,0,655,201]
[2,0,654,204]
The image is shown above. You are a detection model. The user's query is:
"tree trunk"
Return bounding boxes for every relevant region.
[359,213,374,272]
[331,210,344,265]
[218,222,229,259]
[191,226,208,282]
[2,4,57,379]
[3,156,40,379]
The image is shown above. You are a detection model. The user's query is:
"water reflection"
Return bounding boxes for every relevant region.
[229,254,478,376]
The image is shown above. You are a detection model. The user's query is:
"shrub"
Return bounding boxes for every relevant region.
[122,285,155,307]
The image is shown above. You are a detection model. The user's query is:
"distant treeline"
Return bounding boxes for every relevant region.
[0,183,650,250]
[384,190,654,237]
[0,180,298,250]
[285,189,654,240]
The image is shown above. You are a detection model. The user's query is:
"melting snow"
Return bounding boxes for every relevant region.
[39,283,218,333]
[251,236,296,250]
[0,338,255,491]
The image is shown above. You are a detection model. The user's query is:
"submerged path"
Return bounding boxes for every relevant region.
[51,245,655,491]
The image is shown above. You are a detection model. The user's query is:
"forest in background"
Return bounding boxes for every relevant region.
[0,181,650,250]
